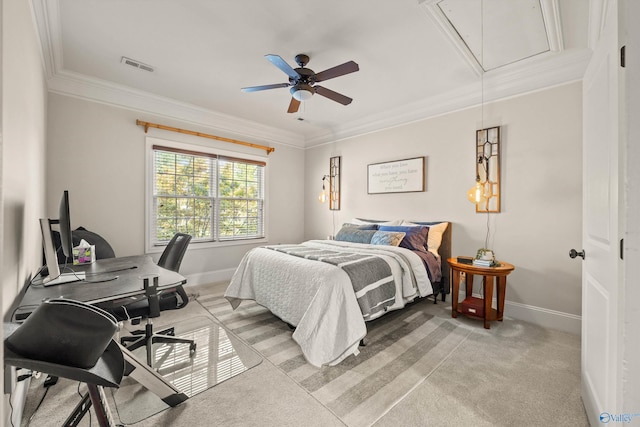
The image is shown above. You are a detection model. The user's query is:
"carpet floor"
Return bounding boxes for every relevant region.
[198,291,472,427]
[196,282,589,427]
[16,281,589,426]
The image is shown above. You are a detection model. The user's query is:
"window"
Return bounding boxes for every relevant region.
[150,143,265,247]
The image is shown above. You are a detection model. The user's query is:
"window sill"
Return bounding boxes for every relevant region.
[146,237,268,254]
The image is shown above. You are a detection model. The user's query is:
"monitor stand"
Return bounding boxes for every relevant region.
[43,272,86,287]
[40,217,87,287]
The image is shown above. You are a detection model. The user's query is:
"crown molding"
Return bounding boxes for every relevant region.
[45,53,589,150]
[30,0,58,80]
[31,0,303,149]
[305,48,591,147]
[31,0,591,150]
[47,70,302,148]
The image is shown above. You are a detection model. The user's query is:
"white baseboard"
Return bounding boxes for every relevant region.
[183,268,236,288]
[504,299,581,335]
[459,291,581,335]
[181,271,582,335]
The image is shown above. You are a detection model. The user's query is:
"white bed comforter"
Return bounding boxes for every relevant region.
[225,240,433,367]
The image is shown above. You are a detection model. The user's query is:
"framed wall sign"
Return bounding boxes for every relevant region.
[367,157,425,194]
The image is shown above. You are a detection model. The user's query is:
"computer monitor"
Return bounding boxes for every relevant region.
[58,190,73,259]
[40,190,85,286]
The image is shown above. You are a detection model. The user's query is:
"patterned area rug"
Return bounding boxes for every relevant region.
[198,292,472,427]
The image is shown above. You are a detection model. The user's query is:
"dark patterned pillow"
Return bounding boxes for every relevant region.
[379,225,429,252]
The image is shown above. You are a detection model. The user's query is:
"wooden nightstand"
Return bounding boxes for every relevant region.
[447,257,515,329]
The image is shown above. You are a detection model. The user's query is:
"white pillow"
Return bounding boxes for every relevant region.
[351,218,403,226]
[401,221,449,257]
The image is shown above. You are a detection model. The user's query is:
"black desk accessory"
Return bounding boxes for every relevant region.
[4,299,124,426]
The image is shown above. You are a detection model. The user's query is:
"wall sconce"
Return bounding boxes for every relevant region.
[318,156,341,210]
[468,126,500,212]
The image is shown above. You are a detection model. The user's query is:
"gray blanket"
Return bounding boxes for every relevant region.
[266,245,396,319]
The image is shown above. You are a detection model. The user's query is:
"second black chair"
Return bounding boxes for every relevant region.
[116,233,195,367]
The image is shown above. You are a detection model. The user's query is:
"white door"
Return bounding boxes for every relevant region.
[580,1,624,423]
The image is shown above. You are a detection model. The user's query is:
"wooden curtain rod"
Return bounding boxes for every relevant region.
[136,119,275,155]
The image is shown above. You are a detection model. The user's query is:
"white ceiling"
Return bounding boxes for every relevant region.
[31,0,591,149]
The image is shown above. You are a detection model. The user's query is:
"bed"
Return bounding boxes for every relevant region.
[225,219,451,367]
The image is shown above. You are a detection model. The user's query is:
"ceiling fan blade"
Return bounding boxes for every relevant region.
[315,86,353,105]
[241,83,290,92]
[287,98,301,113]
[265,54,299,80]
[314,61,359,82]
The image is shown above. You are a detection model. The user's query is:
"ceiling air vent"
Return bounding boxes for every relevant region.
[121,56,155,72]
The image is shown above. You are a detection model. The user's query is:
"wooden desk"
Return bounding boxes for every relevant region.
[447,258,515,329]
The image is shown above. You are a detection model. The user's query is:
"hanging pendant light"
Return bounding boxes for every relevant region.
[318,176,328,203]
[468,0,487,209]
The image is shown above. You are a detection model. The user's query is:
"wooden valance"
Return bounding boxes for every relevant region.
[136,119,275,155]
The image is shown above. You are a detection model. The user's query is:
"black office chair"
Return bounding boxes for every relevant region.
[157,233,192,272]
[113,233,195,367]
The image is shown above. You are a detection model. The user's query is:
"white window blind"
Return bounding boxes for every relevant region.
[152,145,265,245]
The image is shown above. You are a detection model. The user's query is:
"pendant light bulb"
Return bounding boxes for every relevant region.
[467,179,487,204]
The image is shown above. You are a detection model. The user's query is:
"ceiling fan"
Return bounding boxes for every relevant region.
[241,54,359,113]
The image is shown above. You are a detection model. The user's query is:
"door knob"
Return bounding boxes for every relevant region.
[569,249,585,259]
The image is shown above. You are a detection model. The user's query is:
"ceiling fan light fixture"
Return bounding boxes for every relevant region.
[244,54,358,112]
[290,84,314,101]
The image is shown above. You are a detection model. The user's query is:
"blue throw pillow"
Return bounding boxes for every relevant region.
[378,225,429,252]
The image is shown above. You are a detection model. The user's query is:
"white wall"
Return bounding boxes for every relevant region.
[46,93,305,285]
[1,0,48,315]
[305,82,583,333]
[1,0,49,423]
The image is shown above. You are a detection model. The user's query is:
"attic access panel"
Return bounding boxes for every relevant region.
[422,0,562,73]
